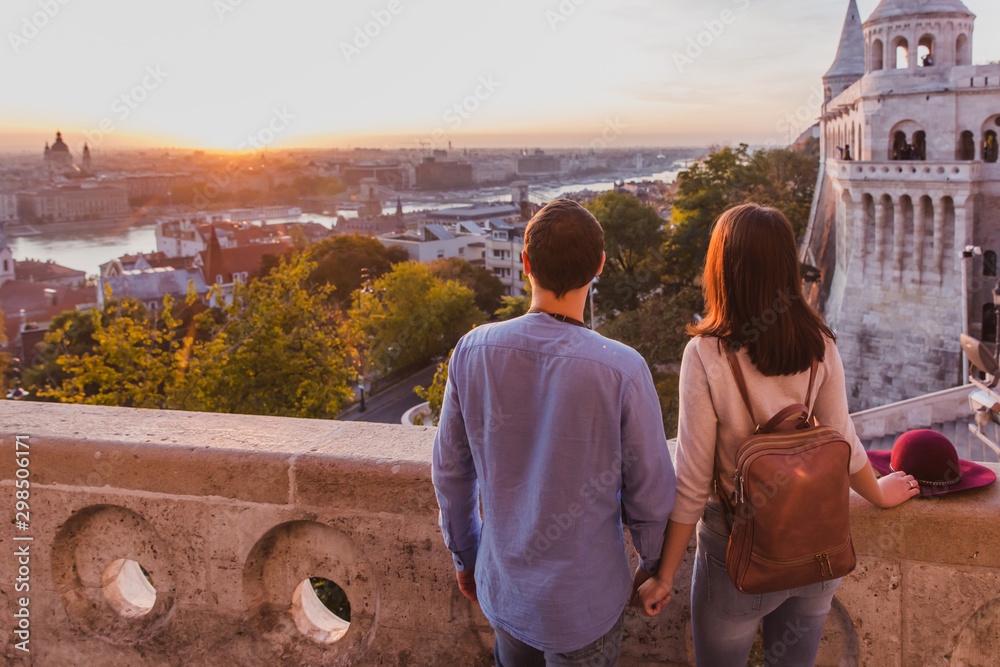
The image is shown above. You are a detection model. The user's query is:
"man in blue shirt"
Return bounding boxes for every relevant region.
[432,199,676,665]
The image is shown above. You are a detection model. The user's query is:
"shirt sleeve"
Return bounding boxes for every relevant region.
[670,338,721,524]
[431,347,482,572]
[620,363,676,574]
[812,339,869,474]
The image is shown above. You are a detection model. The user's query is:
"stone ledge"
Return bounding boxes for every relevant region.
[1,402,999,666]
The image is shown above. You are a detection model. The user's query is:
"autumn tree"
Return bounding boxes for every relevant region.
[171,254,356,418]
[349,262,482,377]
[23,309,100,397]
[39,297,186,408]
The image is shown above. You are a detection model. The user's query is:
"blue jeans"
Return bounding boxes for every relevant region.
[493,612,624,667]
[692,509,841,667]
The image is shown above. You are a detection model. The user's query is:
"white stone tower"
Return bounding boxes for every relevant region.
[803,0,1000,411]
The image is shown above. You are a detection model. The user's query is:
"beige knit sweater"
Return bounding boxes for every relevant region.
[670,335,869,524]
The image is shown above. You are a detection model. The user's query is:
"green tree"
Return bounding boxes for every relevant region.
[414,350,451,425]
[306,235,409,306]
[494,295,530,321]
[349,262,482,377]
[599,286,702,437]
[584,192,666,314]
[664,141,819,287]
[428,257,505,315]
[172,254,356,418]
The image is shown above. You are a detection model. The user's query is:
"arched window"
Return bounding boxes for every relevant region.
[893,37,910,69]
[913,131,927,160]
[956,34,971,66]
[872,39,885,71]
[958,130,976,160]
[985,251,997,278]
[985,130,999,164]
[918,35,935,67]
[892,131,908,160]
[825,87,832,103]
[983,303,998,346]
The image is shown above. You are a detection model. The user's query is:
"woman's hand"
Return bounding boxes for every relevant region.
[877,470,921,508]
[635,575,673,617]
[850,461,920,508]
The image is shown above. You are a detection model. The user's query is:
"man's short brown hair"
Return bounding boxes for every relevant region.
[523,199,604,298]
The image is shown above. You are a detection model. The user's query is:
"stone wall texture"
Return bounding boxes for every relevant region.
[2,403,999,666]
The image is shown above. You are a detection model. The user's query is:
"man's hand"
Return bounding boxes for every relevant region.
[636,576,672,617]
[456,568,477,603]
[629,564,652,608]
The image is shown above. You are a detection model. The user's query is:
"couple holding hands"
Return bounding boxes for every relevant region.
[432,199,919,666]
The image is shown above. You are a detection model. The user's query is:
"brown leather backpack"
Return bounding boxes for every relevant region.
[713,346,857,594]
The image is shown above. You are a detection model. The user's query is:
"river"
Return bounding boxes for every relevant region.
[6,168,682,276]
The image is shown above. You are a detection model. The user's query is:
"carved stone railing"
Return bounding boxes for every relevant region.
[2,403,998,666]
[829,159,983,183]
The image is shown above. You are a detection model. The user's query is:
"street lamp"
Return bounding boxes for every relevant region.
[962,245,982,381]
[357,268,375,412]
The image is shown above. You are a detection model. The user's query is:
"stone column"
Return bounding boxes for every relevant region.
[858,193,870,274]
[875,196,890,282]
[915,197,929,285]
[953,195,973,281]
[933,197,946,280]
[894,195,906,285]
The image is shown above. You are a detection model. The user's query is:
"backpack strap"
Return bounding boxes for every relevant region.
[804,358,819,419]
[724,345,757,427]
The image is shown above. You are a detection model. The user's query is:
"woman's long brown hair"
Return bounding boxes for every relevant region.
[688,203,834,376]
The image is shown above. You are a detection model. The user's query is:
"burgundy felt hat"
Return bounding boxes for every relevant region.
[867,430,996,496]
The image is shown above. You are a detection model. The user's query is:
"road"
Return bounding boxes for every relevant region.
[345,364,438,425]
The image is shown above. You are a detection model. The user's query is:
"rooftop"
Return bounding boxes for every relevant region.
[866,0,974,24]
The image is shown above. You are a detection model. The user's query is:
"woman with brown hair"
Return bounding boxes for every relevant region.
[635,203,918,665]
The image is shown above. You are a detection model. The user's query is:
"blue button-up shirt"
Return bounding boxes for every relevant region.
[432,313,675,653]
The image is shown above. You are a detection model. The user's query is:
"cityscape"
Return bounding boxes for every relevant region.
[2,0,1000,665]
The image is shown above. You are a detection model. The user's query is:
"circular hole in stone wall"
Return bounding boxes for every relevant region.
[291,577,351,644]
[101,558,157,618]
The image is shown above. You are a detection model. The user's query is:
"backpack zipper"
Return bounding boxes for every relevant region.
[748,537,853,568]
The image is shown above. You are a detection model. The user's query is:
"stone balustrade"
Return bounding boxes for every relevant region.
[2,403,999,666]
[830,159,982,183]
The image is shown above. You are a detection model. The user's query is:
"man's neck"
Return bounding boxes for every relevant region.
[530,288,589,324]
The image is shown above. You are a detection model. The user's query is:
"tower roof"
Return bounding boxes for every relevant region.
[50,131,69,153]
[825,0,865,81]
[866,0,974,24]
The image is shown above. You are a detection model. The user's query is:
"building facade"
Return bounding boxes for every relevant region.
[803,0,1000,410]
[0,193,17,222]
[18,184,130,223]
[485,222,527,296]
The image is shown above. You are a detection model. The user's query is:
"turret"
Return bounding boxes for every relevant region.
[824,0,865,102]
[863,0,975,73]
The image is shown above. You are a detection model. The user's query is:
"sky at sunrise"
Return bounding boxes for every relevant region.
[2,0,999,153]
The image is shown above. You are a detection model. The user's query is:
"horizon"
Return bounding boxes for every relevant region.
[2,0,999,154]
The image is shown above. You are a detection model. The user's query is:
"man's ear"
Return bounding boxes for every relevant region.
[595,252,606,277]
[522,251,531,276]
